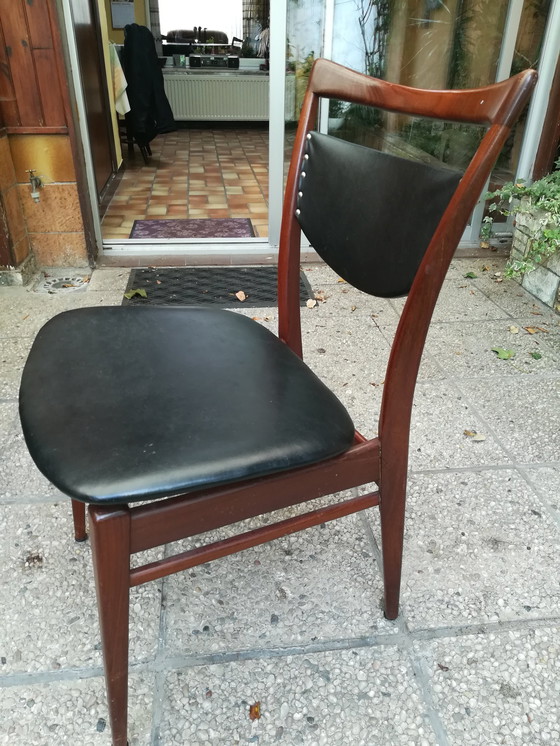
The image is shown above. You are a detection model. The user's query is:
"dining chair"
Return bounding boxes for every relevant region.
[19,59,536,745]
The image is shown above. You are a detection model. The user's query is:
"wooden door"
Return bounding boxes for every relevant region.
[69,0,115,198]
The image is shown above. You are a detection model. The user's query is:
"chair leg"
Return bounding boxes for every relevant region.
[89,505,131,746]
[139,145,150,165]
[71,499,87,542]
[379,472,407,621]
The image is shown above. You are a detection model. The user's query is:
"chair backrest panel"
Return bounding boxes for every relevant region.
[296,132,462,297]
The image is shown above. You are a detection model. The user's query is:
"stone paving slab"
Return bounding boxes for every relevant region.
[408,382,512,471]
[0,675,153,746]
[424,319,560,377]
[0,257,559,745]
[0,504,162,674]
[158,647,438,746]
[460,376,560,464]
[387,470,560,630]
[413,626,560,746]
[162,510,392,659]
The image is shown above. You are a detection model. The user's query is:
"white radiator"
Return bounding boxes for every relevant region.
[164,74,269,121]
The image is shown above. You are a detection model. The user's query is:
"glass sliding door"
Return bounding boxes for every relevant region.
[319,0,554,245]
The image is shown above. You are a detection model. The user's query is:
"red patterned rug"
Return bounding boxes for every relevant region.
[129,218,255,239]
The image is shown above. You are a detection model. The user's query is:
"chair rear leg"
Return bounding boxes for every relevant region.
[89,505,131,746]
[379,472,407,620]
[71,499,87,542]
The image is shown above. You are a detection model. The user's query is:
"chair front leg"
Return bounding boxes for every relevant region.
[71,499,87,542]
[89,505,131,746]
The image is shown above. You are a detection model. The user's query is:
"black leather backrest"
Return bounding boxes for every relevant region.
[296,132,462,297]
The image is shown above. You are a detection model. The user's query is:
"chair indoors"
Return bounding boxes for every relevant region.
[18,59,536,745]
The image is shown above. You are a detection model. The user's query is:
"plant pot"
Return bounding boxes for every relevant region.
[510,209,560,313]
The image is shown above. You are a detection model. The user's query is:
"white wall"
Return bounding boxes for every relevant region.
[158,0,242,42]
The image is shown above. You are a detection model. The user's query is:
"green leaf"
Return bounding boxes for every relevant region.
[491,347,515,360]
[124,288,147,299]
[529,351,542,360]
[464,272,478,279]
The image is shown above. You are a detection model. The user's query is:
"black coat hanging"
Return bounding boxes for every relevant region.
[122,24,176,147]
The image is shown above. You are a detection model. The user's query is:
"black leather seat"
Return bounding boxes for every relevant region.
[19,306,355,504]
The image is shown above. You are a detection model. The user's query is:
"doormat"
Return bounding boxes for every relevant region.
[129,218,255,239]
[122,266,314,307]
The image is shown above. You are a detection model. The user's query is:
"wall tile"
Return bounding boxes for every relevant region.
[29,231,88,267]
[19,183,84,233]
[9,134,76,185]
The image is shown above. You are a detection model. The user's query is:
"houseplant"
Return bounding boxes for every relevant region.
[482,159,560,311]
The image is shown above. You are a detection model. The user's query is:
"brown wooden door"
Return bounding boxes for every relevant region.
[69,0,115,198]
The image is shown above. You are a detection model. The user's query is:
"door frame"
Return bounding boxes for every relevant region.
[60,0,287,260]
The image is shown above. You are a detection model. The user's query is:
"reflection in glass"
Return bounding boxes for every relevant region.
[329,0,550,188]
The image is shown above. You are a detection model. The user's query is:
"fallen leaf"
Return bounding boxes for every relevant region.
[464,430,487,442]
[62,283,76,288]
[524,326,548,334]
[482,265,491,272]
[123,288,147,299]
[306,299,317,308]
[351,305,357,312]
[156,280,162,285]
[437,663,450,671]
[464,272,478,279]
[529,351,542,360]
[508,326,519,334]
[252,317,262,321]
[235,290,247,302]
[337,278,346,283]
[492,347,515,360]
[314,290,327,302]
[249,702,261,721]
[480,241,490,249]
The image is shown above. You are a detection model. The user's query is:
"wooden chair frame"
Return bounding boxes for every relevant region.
[65,60,536,745]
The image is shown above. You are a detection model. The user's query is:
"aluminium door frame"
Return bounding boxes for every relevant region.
[59,0,288,259]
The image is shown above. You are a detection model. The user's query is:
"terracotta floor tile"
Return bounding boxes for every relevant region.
[102,127,269,241]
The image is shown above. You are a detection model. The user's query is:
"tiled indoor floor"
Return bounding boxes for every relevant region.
[102,127,270,240]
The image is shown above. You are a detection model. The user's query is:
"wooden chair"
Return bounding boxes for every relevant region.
[19,59,536,746]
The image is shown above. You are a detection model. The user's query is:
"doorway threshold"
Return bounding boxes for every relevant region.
[99,239,320,267]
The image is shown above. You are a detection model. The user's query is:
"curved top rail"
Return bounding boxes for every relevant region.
[308,58,537,126]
